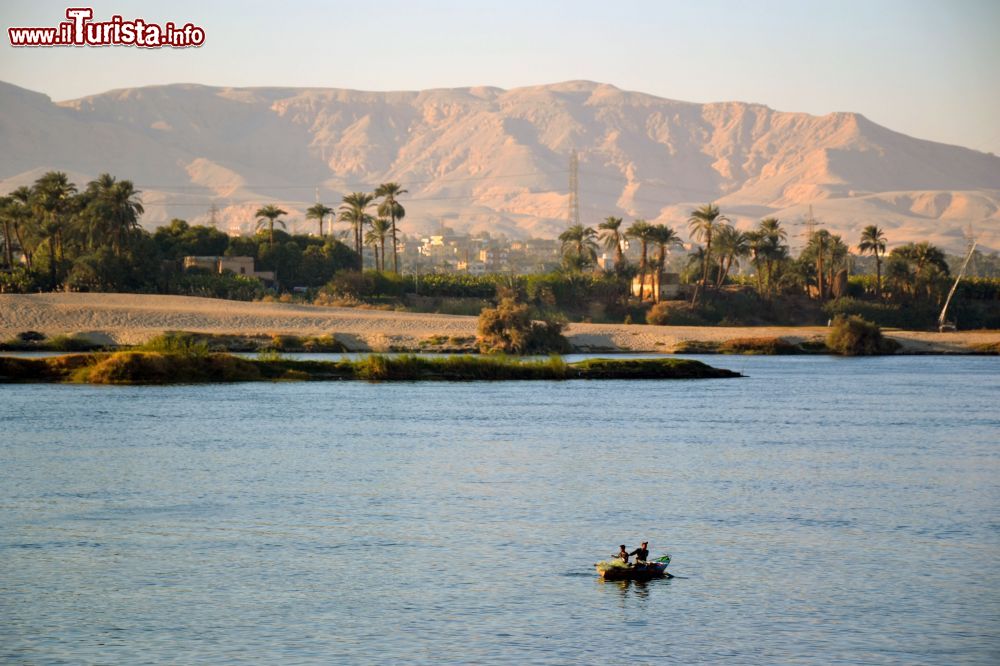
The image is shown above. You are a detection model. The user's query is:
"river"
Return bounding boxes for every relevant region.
[1,355,998,664]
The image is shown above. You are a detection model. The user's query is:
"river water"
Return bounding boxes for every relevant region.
[1,355,998,664]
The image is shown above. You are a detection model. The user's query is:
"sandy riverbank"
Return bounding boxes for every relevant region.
[1,293,998,353]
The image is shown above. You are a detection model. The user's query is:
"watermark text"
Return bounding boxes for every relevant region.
[8,8,205,48]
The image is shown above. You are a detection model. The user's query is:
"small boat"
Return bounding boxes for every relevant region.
[596,557,672,580]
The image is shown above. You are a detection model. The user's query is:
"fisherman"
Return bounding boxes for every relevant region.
[615,545,630,564]
[629,541,649,564]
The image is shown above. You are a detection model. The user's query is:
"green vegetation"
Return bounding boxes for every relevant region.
[672,337,810,354]
[477,296,571,354]
[0,172,362,295]
[138,331,210,356]
[3,173,997,332]
[0,352,740,385]
[136,331,347,353]
[0,331,104,352]
[826,315,900,356]
[718,337,801,354]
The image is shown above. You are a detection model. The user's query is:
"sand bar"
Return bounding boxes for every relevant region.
[1,293,997,353]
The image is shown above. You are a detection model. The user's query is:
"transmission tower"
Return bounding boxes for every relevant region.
[568,149,580,226]
[208,201,218,226]
[804,204,817,238]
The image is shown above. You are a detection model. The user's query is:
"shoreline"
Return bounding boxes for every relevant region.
[2,293,998,355]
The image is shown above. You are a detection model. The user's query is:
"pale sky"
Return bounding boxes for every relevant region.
[2,0,999,154]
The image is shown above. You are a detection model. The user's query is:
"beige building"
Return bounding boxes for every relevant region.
[182,256,274,282]
[631,271,681,301]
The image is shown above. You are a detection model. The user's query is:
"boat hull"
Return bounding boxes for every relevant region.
[597,562,669,580]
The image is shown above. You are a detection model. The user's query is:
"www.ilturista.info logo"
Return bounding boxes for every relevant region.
[8,8,205,48]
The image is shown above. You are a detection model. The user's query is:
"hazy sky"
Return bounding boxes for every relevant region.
[2,0,998,154]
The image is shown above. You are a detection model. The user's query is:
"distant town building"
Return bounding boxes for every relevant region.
[631,271,681,301]
[456,260,488,275]
[182,256,274,282]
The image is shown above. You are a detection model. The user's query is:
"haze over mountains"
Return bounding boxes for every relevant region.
[1,79,998,252]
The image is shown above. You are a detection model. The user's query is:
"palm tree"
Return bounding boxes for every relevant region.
[891,241,949,300]
[366,218,392,272]
[828,235,849,296]
[31,171,77,285]
[746,230,766,295]
[8,187,34,270]
[83,175,144,256]
[758,217,787,295]
[804,229,848,299]
[625,220,654,299]
[254,204,287,247]
[858,225,887,298]
[558,224,599,271]
[306,203,334,238]
[339,192,374,270]
[109,180,144,255]
[648,224,682,301]
[805,229,831,299]
[712,225,750,287]
[688,203,729,301]
[363,227,380,272]
[598,216,625,273]
[375,183,407,273]
[0,196,14,269]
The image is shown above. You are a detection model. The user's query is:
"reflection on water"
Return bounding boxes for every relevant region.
[1,355,998,664]
[601,577,658,603]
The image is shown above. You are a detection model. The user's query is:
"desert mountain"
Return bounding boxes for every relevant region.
[1,79,997,252]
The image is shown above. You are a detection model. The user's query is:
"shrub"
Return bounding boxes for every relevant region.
[717,337,799,354]
[163,272,265,301]
[80,351,260,384]
[646,302,708,326]
[477,297,571,354]
[824,298,936,330]
[826,315,900,356]
[646,302,670,325]
[267,334,302,351]
[47,334,103,351]
[301,335,346,352]
[671,340,720,353]
[138,332,209,357]
[321,270,408,301]
[0,267,41,293]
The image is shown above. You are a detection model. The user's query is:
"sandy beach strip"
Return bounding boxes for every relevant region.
[1,293,997,353]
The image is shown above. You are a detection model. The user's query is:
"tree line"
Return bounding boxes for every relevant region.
[0,172,360,294]
[2,173,994,329]
[229,182,408,273]
[556,202,964,307]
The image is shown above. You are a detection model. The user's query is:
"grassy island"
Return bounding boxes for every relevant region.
[0,352,740,385]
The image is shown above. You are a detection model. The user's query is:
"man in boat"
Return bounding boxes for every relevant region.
[615,545,630,564]
[628,542,649,565]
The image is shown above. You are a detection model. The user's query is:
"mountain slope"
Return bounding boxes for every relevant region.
[1,79,997,251]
